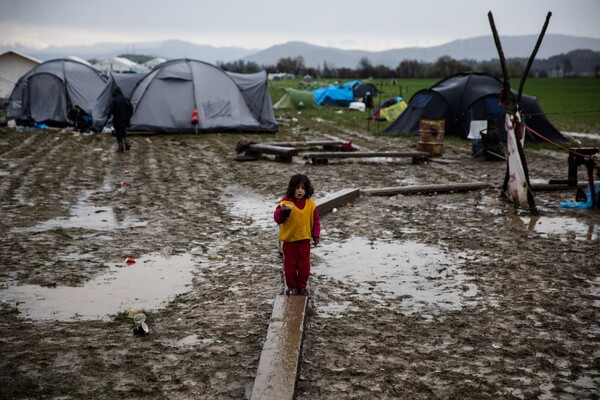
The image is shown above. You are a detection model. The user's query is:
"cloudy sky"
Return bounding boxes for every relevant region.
[1,0,599,51]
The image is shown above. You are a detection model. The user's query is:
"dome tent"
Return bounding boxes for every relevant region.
[92,72,146,131]
[383,72,568,144]
[7,58,106,126]
[273,88,318,110]
[126,59,277,133]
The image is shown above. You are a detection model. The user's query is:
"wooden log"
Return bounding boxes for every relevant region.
[362,182,492,196]
[316,188,360,214]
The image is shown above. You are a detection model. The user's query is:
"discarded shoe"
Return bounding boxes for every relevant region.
[133,322,149,335]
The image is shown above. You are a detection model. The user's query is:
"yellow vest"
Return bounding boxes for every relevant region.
[278,198,316,242]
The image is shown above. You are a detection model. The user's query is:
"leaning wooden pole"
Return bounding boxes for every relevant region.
[517,12,552,105]
[488,12,512,110]
[488,11,538,214]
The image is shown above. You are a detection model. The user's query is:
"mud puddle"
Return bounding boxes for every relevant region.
[0,253,199,321]
[13,187,147,232]
[222,185,276,229]
[516,215,599,241]
[313,237,478,313]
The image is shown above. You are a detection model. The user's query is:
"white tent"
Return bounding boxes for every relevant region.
[0,51,40,99]
[96,57,145,74]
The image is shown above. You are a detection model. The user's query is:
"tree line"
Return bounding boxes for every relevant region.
[217,50,600,79]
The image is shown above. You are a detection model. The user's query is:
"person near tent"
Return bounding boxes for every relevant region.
[108,87,133,152]
[273,174,320,297]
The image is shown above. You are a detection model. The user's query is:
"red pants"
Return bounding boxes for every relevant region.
[282,239,311,290]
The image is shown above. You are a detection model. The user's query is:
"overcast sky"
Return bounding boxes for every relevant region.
[1,0,599,51]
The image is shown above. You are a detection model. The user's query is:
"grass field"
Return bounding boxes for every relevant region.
[268,77,600,134]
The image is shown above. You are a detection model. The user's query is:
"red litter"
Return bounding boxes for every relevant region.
[121,181,128,187]
[125,257,136,264]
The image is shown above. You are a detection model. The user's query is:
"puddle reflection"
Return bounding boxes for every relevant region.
[14,189,147,232]
[222,185,276,229]
[516,216,599,241]
[314,237,477,312]
[0,253,199,322]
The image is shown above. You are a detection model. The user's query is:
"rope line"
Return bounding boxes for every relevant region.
[524,123,599,162]
[523,109,600,118]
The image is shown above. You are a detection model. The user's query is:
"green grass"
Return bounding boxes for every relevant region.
[268,77,600,134]
[515,78,600,133]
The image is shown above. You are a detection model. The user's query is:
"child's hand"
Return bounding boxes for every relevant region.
[281,204,293,211]
[313,236,320,247]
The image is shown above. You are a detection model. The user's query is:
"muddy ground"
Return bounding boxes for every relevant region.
[0,117,598,400]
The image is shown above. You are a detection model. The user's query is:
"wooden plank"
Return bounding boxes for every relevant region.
[316,188,360,214]
[246,143,299,157]
[303,151,429,160]
[264,140,345,149]
[362,182,492,196]
[530,183,587,191]
[429,158,461,164]
[363,182,586,196]
[303,151,430,165]
[251,295,307,400]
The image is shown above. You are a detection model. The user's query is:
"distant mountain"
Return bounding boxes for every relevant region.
[2,34,599,68]
[244,35,600,68]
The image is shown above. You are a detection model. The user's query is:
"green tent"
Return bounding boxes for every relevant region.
[273,88,318,110]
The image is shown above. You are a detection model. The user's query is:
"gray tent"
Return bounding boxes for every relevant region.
[7,58,106,126]
[123,59,277,133]
[92,72,145,131]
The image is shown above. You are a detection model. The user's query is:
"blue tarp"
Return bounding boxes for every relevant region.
[560,183,600,208]
[313,81,361,106]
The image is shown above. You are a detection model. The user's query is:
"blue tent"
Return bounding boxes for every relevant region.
[313,80,360,106]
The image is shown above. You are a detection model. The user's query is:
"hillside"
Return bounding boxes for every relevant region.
[3,34,600,69]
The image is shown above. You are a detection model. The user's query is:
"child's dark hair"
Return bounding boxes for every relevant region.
[286,174,314,198]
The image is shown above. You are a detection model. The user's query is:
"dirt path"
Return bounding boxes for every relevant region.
[0,122,598,399]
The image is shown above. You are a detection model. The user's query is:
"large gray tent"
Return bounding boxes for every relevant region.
[117,59,277,133]
[7,58,106,126]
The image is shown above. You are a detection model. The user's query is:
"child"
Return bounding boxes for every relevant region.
[274,174,321,296]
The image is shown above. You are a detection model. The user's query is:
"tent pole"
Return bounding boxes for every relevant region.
[377,81,383,133]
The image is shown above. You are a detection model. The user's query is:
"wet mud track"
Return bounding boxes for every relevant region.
[0,123,598,399]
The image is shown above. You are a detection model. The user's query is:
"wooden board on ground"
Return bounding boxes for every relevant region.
[429,158,462,164]
[238,143,299,163]
[303,151,430,165]
[251,295,307,400]
[316,188,360,214]
[530,183,587,191]
[264,140,346,150]
[362,182,492,196]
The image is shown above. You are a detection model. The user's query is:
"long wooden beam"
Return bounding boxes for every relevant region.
[251,295,307,400]
[362,182,585,197]
[304,151,429,160]
[316,188,360,214]
[264,140,346,148]
[362,182,492,196]
[246,143,299,157]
